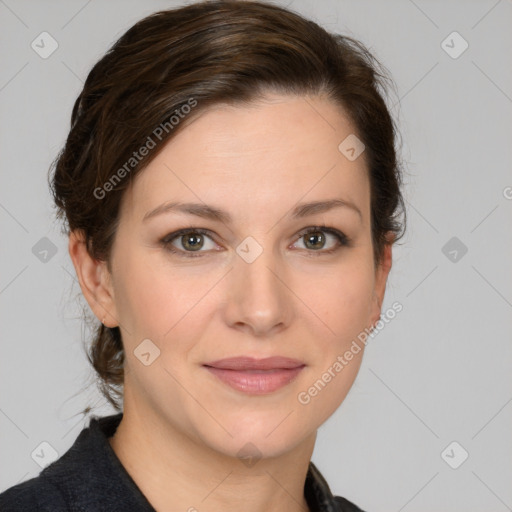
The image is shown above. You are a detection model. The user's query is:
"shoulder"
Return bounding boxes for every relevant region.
[0,475,68,511]
[0,413,125,512]
[0,413,156,512]
[306,461,367,512]
[334,495,367,512]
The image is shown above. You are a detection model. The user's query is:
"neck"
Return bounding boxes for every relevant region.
[108,400,315,512]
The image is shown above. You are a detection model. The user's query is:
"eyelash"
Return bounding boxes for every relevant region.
[160,226,352,259]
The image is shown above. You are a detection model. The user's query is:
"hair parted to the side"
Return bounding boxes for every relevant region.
[49,0,407,412]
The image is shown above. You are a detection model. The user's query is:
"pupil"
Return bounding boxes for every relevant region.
[305,232,324,250]
[183,233,203,251]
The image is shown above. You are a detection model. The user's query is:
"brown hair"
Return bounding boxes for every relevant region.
[49,0,406,412]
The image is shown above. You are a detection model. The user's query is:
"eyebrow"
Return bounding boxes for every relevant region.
[142,198,363,224]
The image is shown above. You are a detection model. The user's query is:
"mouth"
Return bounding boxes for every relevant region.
[202,356,306,394]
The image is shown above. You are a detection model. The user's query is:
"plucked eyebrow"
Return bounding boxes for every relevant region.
[142,198,363,224]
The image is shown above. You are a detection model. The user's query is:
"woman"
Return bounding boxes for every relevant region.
[0,1,405,510]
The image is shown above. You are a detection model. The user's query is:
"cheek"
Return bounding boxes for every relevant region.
[113,250,218,346]
[303,261,375,338]
[297,355,363,429]
[111,250,173,339]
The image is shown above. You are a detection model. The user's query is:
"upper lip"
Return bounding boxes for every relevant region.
[203,356,305,371]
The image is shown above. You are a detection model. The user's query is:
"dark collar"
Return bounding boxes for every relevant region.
[37,413,362,512]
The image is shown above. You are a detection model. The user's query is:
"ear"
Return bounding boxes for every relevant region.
[369,233,394,328]
[68,230,118,327]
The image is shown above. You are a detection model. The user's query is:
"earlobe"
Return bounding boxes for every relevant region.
[68,230,118,327]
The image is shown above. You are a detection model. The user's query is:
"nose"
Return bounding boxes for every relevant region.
[223,244,293,337]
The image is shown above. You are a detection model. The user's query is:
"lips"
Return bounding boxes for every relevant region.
[203,356,305,371]
[203,357,305,394]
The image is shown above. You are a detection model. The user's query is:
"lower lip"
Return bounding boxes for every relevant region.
[204,366,305,394]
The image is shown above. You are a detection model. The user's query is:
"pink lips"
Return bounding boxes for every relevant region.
[203,357,305,394]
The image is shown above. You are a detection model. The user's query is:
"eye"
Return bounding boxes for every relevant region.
[291,226,351,255]
[160,225,351,259]
[160,228,219,258]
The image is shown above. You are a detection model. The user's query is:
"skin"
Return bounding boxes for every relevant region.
[69,92,393,512]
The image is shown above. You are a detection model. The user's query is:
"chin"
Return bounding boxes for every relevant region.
[193,412,313,462]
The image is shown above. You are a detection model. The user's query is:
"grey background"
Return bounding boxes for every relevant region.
[1,0,511,510]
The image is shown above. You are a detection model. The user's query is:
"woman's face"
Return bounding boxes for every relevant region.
[98,93,391,458]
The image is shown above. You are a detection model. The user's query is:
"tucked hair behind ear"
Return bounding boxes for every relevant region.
[50,0,406,412]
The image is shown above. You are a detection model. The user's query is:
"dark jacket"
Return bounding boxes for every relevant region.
[0,413,365,511]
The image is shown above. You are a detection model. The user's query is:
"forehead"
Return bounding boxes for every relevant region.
[122,93,370,224]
